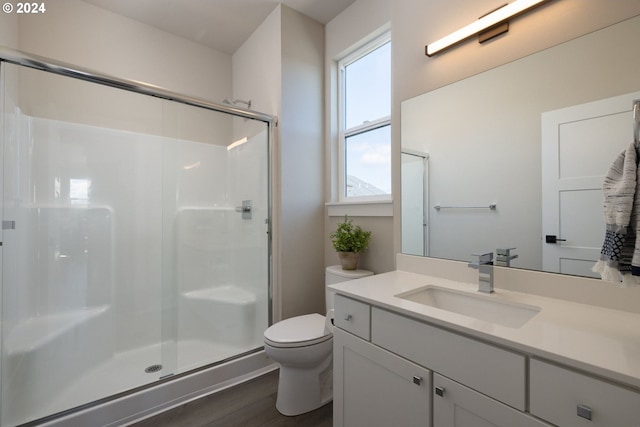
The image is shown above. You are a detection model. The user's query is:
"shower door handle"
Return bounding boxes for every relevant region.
[235,200,252,220]
[1,221,16,246]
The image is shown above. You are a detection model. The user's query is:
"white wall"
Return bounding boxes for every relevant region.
[279,6,325,318]
[232,6,281,118]
[0,8,17,48]
[324,0,395,275]
[1,1,235,147]
[234,5,325,320]
[13,0,232,102]
[391,0,640,255]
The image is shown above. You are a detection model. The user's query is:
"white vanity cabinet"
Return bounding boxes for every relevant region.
[530,358,640,426]
[333,294,638,427]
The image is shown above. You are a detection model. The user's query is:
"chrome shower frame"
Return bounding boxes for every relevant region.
[0,45,277,426]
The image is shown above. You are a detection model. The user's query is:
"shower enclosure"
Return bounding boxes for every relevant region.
[0,49,274,426]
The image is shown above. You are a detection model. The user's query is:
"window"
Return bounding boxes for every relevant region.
[338,34,391,202]
[69,178,91,205]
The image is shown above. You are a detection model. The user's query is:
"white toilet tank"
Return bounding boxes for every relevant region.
[325,265,373,312]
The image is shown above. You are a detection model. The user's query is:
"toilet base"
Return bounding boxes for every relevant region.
[275,357,333,416]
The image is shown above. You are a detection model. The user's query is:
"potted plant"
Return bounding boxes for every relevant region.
[330,215,372,270]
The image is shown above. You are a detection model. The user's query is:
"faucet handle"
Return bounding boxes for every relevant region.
[495,248,518,267]
[496,247,516,257]
[471,251,493,264]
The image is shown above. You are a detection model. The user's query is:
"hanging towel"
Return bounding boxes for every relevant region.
[593,142,640,286]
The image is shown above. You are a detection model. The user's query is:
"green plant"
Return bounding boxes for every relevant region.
[330,215,372,253]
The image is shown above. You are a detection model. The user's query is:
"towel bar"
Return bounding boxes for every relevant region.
[434,203,497,211]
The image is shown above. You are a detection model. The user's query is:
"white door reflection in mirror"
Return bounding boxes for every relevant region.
[541,91,640,277]
[401,151,428,256]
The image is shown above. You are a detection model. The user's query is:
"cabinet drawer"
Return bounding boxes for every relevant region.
[530,358,640,427]
[334,295,371,340]
[371,307,526,410]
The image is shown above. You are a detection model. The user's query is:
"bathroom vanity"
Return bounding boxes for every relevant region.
[331,255,640,427]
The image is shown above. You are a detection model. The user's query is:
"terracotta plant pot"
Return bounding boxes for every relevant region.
[337,251,360,270]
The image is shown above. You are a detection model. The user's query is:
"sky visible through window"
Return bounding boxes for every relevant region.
[344,41,391,197]
[346,126,391,195]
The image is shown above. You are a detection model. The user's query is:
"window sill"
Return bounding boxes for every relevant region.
[326,200,393,217]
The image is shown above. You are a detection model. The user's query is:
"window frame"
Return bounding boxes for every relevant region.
[337,32,392,204]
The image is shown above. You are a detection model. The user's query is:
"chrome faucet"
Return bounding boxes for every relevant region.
[495,247,518,267]
[468,252,494,293]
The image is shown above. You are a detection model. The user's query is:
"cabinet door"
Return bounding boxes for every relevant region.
[333,328,431,427]
[433,374,551,427]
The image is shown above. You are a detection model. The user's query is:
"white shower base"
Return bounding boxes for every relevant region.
[42,349,275,427]
[32,340,251,424]
[3,284,269,426]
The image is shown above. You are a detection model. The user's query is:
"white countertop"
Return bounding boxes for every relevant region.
[329,269,640,390]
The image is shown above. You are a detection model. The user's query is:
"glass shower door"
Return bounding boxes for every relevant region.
[0,60,271,426]
[161,102,271,376]
[0,62,168,426]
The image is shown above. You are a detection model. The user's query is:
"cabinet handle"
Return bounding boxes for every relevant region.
[577,404,592,421]
[412,376,422,386]
[435,386,445,397]
[344,314,353,321]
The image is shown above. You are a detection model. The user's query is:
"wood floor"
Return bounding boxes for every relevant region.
[130,370,333,427]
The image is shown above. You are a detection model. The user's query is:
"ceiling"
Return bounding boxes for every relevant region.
[81,0,356,54]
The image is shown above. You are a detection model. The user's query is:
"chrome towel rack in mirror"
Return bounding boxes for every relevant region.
[634,99,640,145]
[434,203,497,211]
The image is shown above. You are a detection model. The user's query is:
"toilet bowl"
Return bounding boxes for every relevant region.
[263,265,373,416]
[264,313,333,416]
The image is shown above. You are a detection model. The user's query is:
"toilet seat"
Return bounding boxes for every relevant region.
[264,313,332,348]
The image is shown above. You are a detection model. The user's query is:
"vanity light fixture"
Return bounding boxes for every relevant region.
[425,0,548,57]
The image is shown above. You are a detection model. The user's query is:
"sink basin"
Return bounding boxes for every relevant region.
[395,285,540,328]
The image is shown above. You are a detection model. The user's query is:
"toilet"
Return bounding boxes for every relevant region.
[263,265,373,416]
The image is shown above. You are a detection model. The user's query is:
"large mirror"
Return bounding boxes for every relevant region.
[401,14,640,278]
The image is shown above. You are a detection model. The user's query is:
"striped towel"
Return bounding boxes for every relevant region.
[593,142,640,286]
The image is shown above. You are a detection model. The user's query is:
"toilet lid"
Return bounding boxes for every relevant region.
[264,313,332,348]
